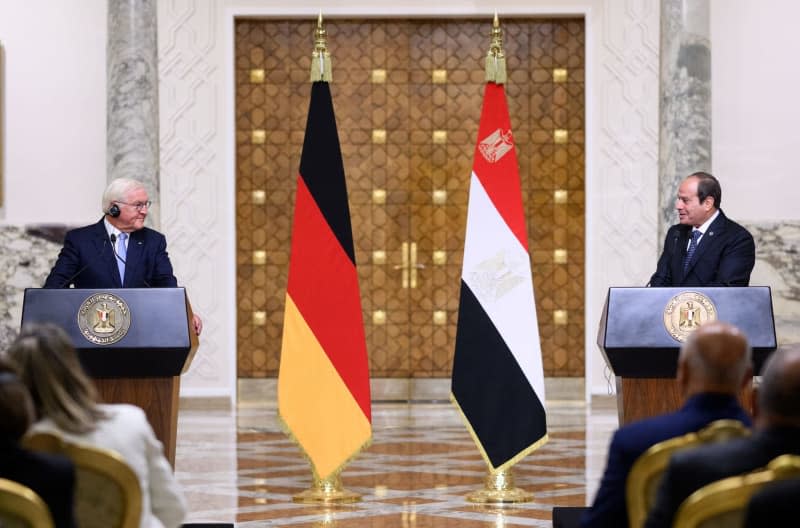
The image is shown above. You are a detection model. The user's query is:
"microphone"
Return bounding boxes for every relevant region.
[111,233,151,287]
[58,238,108,288]
[109,234,126,266]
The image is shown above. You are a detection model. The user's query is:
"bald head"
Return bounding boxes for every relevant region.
[758,347,800,426]
[678,321,752,396]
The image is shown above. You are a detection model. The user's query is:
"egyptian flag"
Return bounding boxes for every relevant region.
[451,82,548,472]
[278,81,372,480]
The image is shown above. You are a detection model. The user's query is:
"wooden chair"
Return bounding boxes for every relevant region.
[626,419,750,528]
[22,431,142,528]
[0,478,54,528]
[673,454,800,528]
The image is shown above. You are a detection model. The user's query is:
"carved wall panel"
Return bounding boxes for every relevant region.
[236,18,585,378]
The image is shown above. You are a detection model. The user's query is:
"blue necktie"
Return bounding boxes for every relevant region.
[683,229,702,274]
[116,232,128,284]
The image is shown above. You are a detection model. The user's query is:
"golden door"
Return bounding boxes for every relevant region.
[236,18,585,379]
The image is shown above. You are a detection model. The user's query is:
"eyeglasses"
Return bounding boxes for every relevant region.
[115,200,152,211]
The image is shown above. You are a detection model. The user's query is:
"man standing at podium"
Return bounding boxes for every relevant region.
[43,177,202,335]
[649,172,755,287]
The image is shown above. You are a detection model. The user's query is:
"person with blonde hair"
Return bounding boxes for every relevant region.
[6,323,186,528]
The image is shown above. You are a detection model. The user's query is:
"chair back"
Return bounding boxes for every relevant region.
[0,478,54,528]
[22,431,142,528]
[673,454,800,528]
[626,419,750,528]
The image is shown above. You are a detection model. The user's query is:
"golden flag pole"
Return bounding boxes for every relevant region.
[484,12,507,84]
[310,11,332,82]
[291,15,360,505]
[466,16,531,504]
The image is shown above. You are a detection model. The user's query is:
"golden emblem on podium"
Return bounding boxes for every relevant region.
[77,293,131,345]
[663,291,717,342]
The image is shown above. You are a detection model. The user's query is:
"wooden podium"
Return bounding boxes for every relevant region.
[597,287,776,425]
[20,288,198,466]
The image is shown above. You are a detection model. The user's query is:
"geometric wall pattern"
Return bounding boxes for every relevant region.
[235,18,585,378]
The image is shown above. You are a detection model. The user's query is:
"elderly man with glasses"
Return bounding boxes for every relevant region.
[44,177,202,335]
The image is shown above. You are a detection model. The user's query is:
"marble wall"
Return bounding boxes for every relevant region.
[0,227,61,349]
[749,222,800,345]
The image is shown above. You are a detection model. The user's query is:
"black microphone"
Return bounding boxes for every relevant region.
[109,234,126,266]
[58,238,108,288]
[111,233,151,287]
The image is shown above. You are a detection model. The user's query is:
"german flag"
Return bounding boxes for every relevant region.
[278,81,371,480]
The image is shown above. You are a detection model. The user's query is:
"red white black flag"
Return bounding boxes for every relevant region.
[451,82,548,472]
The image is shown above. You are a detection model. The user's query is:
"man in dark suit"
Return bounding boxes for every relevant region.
[645,347,800,528]
[0,359,76,528]
[649,172,755,287]
[44,177,202,334]
[581,321,752,527]
[743,477,800,527]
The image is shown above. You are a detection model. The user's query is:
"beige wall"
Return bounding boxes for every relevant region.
[711,0,800,221]
[0,0,106,224]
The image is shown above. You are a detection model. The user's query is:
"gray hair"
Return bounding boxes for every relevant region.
[101,177,147,212]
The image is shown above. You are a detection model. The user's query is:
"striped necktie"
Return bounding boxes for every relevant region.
[683,229,702,274]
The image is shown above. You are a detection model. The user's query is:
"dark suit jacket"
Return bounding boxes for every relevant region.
[0,439,77,528]
[43,219,178,288]
[645,426,800,528]
[581,393,751,528]
[649,209,755,287]
[743,476,800,527]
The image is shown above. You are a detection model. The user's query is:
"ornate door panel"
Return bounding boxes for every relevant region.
[236,18,585,379]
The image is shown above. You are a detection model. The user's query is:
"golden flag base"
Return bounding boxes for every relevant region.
[293,474,361,504]
[466,468,533,504]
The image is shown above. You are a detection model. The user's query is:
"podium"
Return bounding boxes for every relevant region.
[20,288,198,466]
[597,287,776,425]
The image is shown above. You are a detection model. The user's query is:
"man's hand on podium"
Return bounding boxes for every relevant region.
[192,313,203,336]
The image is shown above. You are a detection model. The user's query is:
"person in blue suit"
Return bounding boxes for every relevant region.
[645,347,800,528]
[581,321,753,527]
[649,172,755,287]
[43,177,202,335]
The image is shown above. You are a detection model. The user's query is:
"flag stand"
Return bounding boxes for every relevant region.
[466,467,533,504]
[293,473,361,504]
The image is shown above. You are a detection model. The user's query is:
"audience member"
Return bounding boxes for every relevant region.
[0,358,76,528]
[645,346,800,527]
[743,476,800,527]
[581,321,753,527]
[7,324,187,528]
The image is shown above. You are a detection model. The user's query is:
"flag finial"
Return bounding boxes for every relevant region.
[311,12,332,82]
[485,12,507,84]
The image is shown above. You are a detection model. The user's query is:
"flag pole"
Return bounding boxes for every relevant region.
[286,15,363,503]
[463,13,534,505]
